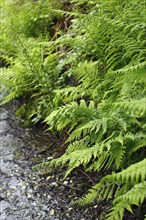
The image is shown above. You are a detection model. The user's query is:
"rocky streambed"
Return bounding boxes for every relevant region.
[1,101,108,220]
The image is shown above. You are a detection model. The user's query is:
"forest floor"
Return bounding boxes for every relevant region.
[0,100,109,220]
[0,100,139,220]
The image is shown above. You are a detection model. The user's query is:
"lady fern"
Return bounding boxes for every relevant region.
[41,1,146,219]
[74,159,146,219]
[1,0,146,219]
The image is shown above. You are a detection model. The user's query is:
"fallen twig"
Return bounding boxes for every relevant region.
[57,181,82,192]
[77,168,95,185]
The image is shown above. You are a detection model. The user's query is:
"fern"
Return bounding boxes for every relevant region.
[45,99,97,131]
[113,98,146,117]
[1,0,146,219]
[75,159,146,219]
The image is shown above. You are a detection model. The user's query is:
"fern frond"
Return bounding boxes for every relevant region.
[66,136,91,154]
[114,61,146,74]
[106,200,133,220]
[106,182,146,220]
[74,159,146,219]
[53,86,86,104]
[76,159,146,205]
[45,99,96,131]
[113,98,146,117]
[114,182,146,206]
[67,118,107,142]
[127,138,146,156]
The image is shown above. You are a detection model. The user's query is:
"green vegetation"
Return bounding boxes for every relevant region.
[0,0,146,219]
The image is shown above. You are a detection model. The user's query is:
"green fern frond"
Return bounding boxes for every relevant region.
[45,99,96,131]
[76,159,146,204]
[67,118,107,142]
[114,182,146,206]
[125,132,146,140]
[105,200,133,220]
[113,98,146,117]
[53,86,86,104]
[96,135,125,170]
[111,159,146,184]
[45,133,127,176]
[66,136,91,154]
[127,138,146,156]
[106,182,146,220]
[36,146,96,178]
[74,159,146,219]
[1,1,146,220]
[114,61,146,74]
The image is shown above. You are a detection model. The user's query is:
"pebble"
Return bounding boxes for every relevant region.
[50,182,58,187]
[6,192,12,197]
[27,194,32,199]
[21,185,26,190]
[63,181,68,185]
[15,169,19,173]
[47,195,52,200]
[68,207,73,211]
[50,208,55,216]
[47,156,53,160]
[46,175,51,180]
[37,193,41,197]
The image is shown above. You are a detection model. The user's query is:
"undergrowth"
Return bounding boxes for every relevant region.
[0,0,146,219]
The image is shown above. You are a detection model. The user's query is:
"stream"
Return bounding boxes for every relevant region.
[0,101,96,220]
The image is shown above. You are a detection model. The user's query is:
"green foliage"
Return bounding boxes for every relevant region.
[0,0,146,219]
[74,159,146,220]
[42,0,146,218]
[0,37,61,122]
